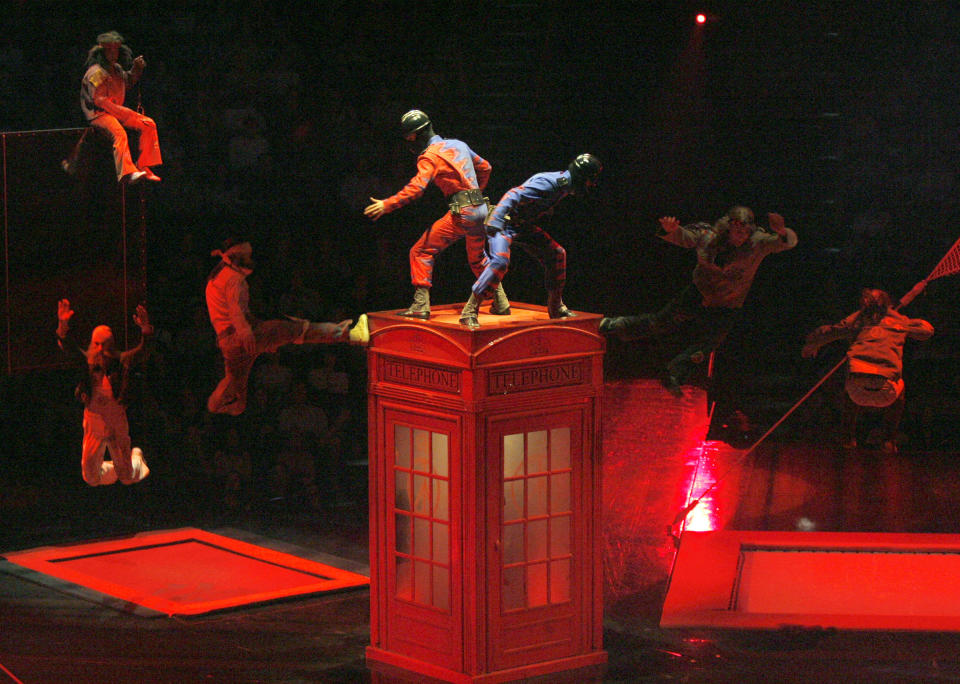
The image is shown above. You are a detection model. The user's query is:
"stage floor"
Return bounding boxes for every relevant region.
[3,378,960,682]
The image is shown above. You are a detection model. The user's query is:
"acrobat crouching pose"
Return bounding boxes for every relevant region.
[364,109,510,319]
[802,288,933,453]
[57,299,152,486]
[459,154,602,328]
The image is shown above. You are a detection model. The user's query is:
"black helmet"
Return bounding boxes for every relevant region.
[568,153,602,191]
[400,110,432,140]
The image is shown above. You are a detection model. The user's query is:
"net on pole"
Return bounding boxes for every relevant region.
[898,234,960,309]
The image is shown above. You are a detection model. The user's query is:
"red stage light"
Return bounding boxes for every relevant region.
[696,13,707,24]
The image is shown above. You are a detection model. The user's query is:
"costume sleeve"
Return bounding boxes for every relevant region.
[382,155,437,213]
[486,175,554,231]
[126,63,142,87]
[805,311,860,348]
[474,153,491,191]
[120,329,152,367]
[660,222,712,249]
[753,227,798,254]
[56,327,88,362]
[898,314,934,341]
[487,186,523,230]
[88,70,129,118]
[226,277,255,337]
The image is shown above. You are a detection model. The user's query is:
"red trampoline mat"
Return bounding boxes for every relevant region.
[661,530,960,631]
[2,528,368,616]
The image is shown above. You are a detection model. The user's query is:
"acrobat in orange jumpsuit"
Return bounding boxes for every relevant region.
[364,110,509,318]
[56,299,152,486]
[80,31,162,183]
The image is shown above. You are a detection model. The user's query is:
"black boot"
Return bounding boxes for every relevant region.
[598,317,619,334]
[660,368,684,398]
[599,315,652,341]
[400,286,430,319]
[489,284,512,315]
[459,292,481,329]
[547,290,576,319]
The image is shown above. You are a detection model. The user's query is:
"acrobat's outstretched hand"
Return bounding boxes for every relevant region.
[133,303,154,336]
[767,212,787,237]
[58,298,74,322]
[57,298,74,338]
[364,198,386,221]
[658,216,681,234]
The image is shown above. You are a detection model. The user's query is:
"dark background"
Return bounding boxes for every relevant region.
[2,0,960,542]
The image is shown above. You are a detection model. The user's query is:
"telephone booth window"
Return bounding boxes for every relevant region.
[394,425,450,611]
[502,427,573,612]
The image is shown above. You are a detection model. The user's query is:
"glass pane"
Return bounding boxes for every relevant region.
[395,425,410,468]
[395,556,412,600]
[551,514,571,557]
[414,560,431,605]
[550,472,570,514]
[434,565,450,612]
[503,433,524,478]
[528,519,548,561]
[433,521,449,565]
[503,565,525,612]
[550,559,571,604]
[527,430,547,473]
[503,479,524,521]
[414,517,430,558]
[395,471,411,511]
[433,478,449,521]
[432,432,448,477]
[502,522,524,565]
[413,474,430,515]
[527,475,548,517]
[413,429,430,472]
[395,513,411,555]
[551,427,570,469]
[526,563,548,607]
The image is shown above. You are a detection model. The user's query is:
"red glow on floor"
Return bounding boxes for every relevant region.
[601,379,717,601]
[679,441,723,532]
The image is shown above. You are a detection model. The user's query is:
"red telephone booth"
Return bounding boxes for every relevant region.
[365,302,607,683]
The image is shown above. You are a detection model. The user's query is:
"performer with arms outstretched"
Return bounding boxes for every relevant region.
[364,110,510,319]
[57,298,152,486]
[802,288,933,453]
[601,206,797,397]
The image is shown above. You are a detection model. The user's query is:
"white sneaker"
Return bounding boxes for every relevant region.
[99,461,119,486]
[131,447,150,482]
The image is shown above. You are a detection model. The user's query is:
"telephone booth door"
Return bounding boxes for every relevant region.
[486,408,593,671]
[382,408,463,672]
